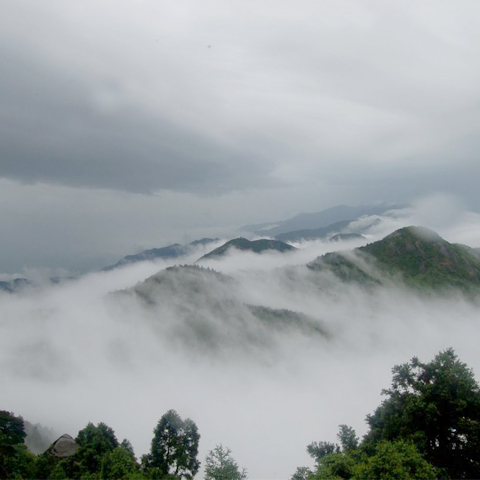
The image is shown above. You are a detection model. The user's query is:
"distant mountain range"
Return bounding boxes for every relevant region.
[108,225,480,353]
[241,203,406,236]
[274,220,354,242]
[103,238,219,271]
[102,204,403,271]
[197,238,295,261]
[308,226,480,291]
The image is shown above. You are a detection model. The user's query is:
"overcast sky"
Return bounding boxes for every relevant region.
[1,0,480,272]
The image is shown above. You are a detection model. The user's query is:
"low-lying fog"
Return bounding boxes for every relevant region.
[2,197,480,479]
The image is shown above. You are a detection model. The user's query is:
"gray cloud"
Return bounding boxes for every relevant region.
[1,0,480,271]
[0,45,274,194]
[1,0,480,198]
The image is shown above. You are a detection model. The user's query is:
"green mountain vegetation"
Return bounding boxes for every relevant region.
[197,238,295,261]
[4,349,480,479]
[308,226,480,292]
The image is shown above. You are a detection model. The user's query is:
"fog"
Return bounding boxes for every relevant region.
[2,203,480,479]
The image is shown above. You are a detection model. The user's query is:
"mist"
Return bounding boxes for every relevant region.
[2,201,480,479]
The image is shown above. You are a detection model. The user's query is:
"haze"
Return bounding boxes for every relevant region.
[2,2,480,479]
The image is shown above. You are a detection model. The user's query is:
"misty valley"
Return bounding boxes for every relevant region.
[3,207,480,479]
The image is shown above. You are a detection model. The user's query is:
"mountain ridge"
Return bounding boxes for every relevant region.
[308,226,480,291]
[197,238,296,261]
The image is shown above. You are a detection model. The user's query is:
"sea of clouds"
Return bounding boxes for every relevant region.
[2,195,480,479]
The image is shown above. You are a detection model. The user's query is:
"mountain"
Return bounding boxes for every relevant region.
[330,233,366,242]
[308,226,480,291]
[103,238,219,270]
[274,220,352,242]
[0,278,30,293]
[242,203,406,237]
[197,238,296,261]
[114,265,327,353]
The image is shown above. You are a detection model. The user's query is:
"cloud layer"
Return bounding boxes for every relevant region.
[2,215,480,478]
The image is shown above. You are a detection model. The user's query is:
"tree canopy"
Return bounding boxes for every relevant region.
[365,348,480,478]
[204,444,247,480]
[293,348,480,480]
[145,409,200,480]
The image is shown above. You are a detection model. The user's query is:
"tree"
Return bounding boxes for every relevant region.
[337,425,358,452]
[291,466,313,480]
[365,348,480,478]
[101,443,141,479]
[204,444,247,480]
[353,440,437,480]
[0,410,26,447]
[145,409,200,480]
[306,426,358,480]
[306,441,339,463]
[0,411,36,479]
[70,421,119,477]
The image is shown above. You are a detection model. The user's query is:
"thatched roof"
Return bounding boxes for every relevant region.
[51,434,77,458]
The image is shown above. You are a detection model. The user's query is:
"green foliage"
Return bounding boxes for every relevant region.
[145,409,200,480]
[337,425,358,452]
[312,452,356,480]
[73,422,119,477]
[204,444,247,480]
[353,440,438,479]
[291,466,313,480]
[365,348,480,478]
[0,411,26,447]
[307,441,339,462]
[296,349,480,480]
[0,411,36,479]
[101,444,141,479]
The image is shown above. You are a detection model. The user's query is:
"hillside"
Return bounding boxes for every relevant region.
[308,226,480,291]
[198,238,295,261]
[113,265,327,352]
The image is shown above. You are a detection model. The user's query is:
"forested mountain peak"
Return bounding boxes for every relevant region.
[309,226,480,291]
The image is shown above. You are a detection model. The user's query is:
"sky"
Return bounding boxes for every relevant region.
[1,0,480,272]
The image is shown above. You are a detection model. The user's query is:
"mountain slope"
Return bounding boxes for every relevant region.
[308,226,480,291]
[198,238,295,261]
[112,265,327,353]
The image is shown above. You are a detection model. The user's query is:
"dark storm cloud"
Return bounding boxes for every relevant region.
[0,45,273,194]
[1,0,480,272]
[1,0,480,199]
